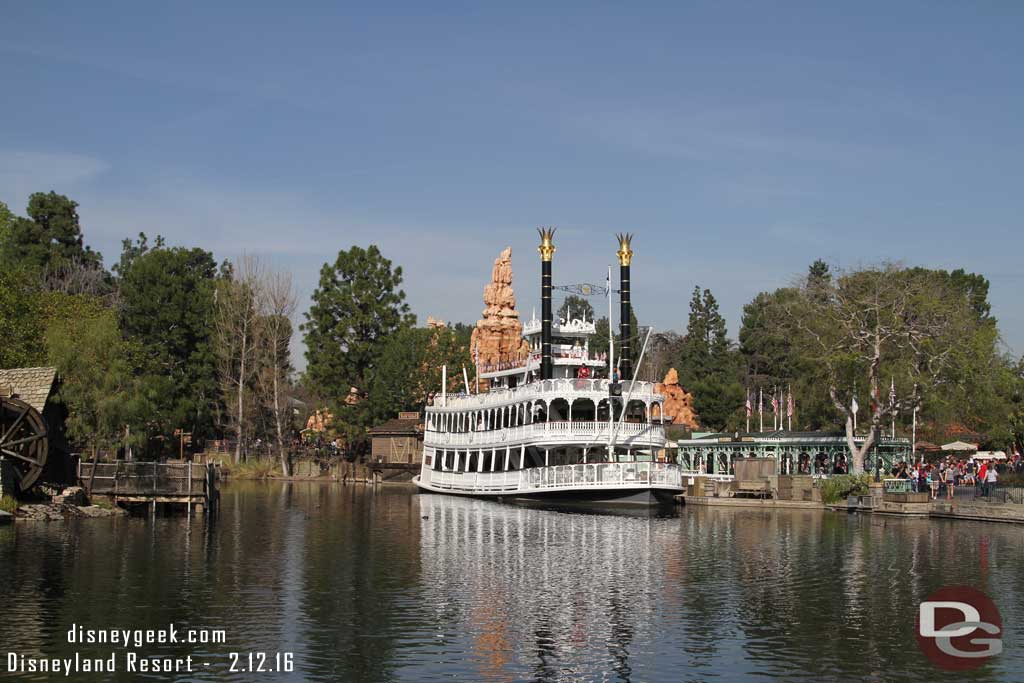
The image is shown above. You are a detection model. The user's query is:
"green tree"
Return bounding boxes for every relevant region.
[1007,357,1024,457]
[739,261,837,430]
[368,326,470,421]
[1,192,103,273]
[0,271,45,368]
[114,232,165,277]
[302,245,414,403]
[558,295,595,322]
[302,246,414,452]
[118,243,220,449]
[781,264,988,471]
[0,201,12,247]
[677,286,744,430]
[46,308,147,455]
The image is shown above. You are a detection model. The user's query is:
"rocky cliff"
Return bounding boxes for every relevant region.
[469,248,529,386]
[655,368,699,430]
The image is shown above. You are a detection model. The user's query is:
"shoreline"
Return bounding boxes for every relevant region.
[681,493,1024,524]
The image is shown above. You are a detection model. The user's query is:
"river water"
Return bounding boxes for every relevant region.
[0,482,1020,682]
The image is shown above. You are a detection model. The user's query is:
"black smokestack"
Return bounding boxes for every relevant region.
[616,234,633,381]
[537,227,556,380]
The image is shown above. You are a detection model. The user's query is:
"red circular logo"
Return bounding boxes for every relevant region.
[916,586,1002,671]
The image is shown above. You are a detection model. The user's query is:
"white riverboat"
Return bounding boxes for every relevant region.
[413,231,684,506]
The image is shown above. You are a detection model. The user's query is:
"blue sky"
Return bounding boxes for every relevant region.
[2,2,1022,366]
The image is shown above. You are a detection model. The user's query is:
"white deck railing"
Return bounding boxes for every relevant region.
[420,462,683,494]
[430,378,663,412]
[423,420,665,448]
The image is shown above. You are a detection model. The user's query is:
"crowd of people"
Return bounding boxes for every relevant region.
[890,454,1023,500]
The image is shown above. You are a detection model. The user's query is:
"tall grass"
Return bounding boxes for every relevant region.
[0,495,20,514]
[221,458,278,480]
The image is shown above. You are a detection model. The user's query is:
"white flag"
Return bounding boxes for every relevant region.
[851,395,859,415]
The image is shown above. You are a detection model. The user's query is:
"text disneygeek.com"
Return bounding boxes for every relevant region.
[5,623,295,676]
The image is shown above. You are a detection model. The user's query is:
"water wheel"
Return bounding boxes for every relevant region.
[0,396,48,493]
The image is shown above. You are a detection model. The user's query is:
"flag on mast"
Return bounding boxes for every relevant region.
[758,387,763,432]
[787,385,794,431]
[745,389,752,432]
[851,392,859,432]
[771,389,779,430]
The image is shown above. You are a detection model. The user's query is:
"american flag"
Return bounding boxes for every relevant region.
[771,390,779,415]
[787,387,794,418]
[745,391,752,417]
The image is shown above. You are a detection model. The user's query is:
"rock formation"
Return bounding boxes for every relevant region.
[655,368,699,429]
[470,247,528,387]
[426,316,447,329]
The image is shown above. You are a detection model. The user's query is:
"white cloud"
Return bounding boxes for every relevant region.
[0,150,109,203]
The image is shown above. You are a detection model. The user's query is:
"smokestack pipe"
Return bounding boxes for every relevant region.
[537,228,556,381]
[616,234,633,381]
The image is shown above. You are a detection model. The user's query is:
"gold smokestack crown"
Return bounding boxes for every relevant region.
[616,233,633,266]
[537,227,556,262]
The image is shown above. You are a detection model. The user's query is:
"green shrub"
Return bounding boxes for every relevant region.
[819,473,872,504]
[0,495,20,513]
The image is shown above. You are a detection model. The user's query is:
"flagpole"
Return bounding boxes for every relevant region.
[759,387,763,432]
[745,388,750,433]
[890,377,896,439]
[912,404,918,466]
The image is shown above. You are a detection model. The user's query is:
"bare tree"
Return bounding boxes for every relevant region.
[257,268,297,476]
[214,255,263,463]
[784,264,977,471]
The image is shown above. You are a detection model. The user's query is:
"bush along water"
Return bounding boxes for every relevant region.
[819,473,872,504]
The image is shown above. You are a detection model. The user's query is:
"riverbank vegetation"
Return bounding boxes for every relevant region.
[1,191,1022,465]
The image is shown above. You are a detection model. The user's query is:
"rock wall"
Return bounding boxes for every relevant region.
[470,248,529,386]
[655,368,699,430]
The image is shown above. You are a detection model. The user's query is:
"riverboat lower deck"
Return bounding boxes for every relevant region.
[415,461,682,505]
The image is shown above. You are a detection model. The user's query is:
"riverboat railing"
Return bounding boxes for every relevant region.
[421,462,683,494]
[424,420,663,448]
[430,378,662,411]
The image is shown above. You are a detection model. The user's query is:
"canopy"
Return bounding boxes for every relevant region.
[941,440,978,452]
[975,450,1006,460]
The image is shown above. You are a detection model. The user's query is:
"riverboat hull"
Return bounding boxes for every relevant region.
[413,471,682,507]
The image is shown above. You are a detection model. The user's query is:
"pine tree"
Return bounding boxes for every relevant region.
[678,286,743,430]
[302,245,414,438]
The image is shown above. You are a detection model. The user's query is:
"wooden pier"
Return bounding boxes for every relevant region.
[78,461,220,516]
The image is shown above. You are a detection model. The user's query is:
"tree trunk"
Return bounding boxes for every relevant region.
[234,320,248,464]
[273,357,291,477]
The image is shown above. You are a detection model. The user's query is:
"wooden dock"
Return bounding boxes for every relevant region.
[78,461,220,516]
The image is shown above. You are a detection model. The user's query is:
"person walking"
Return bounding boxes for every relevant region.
[983,462,998,498]
[929,466,940,500]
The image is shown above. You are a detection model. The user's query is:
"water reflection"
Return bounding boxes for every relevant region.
[0,483,1019,682]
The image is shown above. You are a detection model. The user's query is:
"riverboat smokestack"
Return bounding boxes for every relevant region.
[616,233,633,381]
[537,227,556,380]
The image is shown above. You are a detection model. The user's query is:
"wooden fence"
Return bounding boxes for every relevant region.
[78,461,217,501]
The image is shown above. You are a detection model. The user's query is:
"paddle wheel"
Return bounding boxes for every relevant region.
[0,395,49,493]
